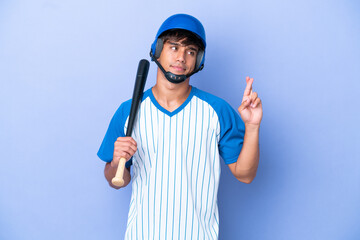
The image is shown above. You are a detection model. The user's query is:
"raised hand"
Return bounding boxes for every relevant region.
[238,76,263,127]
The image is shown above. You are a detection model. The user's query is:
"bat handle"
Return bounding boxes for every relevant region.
[112,157,126,187]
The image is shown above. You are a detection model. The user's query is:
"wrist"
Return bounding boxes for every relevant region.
[245,123,260,133]
[110,159,119,168]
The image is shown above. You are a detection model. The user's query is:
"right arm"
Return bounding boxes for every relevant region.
[104,136,137,189]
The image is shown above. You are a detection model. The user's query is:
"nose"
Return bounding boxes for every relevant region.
[176,48,186,63]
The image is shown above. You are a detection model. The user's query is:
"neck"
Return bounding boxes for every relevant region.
[152,69,192,112]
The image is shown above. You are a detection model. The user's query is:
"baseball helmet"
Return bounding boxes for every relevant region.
[150,14,206,83]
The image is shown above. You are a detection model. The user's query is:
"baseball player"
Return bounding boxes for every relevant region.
[98,13,263,239]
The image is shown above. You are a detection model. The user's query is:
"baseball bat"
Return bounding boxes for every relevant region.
[112,59,149,187]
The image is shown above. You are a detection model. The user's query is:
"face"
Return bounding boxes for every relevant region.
[157,39,198,76]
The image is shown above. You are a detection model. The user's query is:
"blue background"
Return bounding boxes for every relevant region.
[1,0,359,239]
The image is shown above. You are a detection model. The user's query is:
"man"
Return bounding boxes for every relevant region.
[97,14,262,239]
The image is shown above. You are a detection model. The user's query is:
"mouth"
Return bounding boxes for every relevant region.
[170,65,186,73]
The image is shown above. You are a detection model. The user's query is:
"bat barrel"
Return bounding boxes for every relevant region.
[126,59,149,136]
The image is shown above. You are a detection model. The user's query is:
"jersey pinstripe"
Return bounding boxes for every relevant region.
[98,87,245,240]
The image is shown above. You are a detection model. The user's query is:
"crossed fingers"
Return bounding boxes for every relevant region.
[239,76,262,113]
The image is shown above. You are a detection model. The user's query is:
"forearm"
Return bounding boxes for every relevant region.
[104,162,131,189]
[232,124,260,183]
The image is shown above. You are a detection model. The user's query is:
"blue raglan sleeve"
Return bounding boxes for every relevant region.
[216,100,245,164]
[195,88,245,165]
[97,100,131,166]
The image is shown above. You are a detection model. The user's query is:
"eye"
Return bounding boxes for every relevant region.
[171,46,177,51]
[187,50,196,56]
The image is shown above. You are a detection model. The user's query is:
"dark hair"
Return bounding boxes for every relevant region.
[159,29,205,51]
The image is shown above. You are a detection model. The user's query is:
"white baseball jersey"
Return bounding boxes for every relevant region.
[98,86,245,240]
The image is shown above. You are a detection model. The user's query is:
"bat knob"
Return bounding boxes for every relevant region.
[112,177,124,187]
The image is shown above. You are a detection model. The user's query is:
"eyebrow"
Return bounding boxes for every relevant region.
[168,41,198,52]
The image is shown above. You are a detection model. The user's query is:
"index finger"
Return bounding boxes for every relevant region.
[117,137,137,146]
[243,76,254,97]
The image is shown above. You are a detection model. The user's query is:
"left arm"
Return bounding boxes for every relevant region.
[228,76,262,184]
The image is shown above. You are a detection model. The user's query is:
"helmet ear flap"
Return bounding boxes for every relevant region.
[195,50,204,71]
[154,39,164,59]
